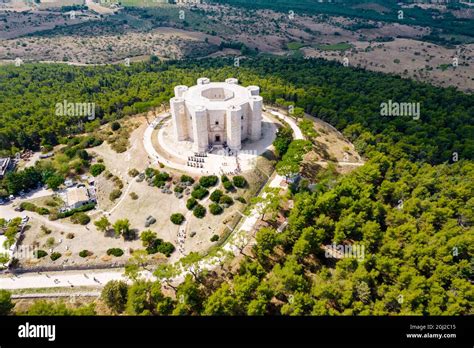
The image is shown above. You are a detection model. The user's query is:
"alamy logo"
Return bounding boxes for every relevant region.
[324,244,365,261]
[18,322,56,341]
[55,100,95,120]
[380,100,420,120]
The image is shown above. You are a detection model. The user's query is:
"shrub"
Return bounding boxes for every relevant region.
[107,248,124,257]
[210,234,219,242]
[174,185,184,193]
[210,189,223,203]
[40,225,52,235]
[128,169,139,177]
[20,202,37,212]
[153,172,170,187]
[79,250,92,258]
[109,189,122,201]
[156,241,175,257]
[20,202,48,215]
[232,176,247,188]
[36,207,50,215]
[66,233,75,239]
[111,121,121,131]
[209,203,223,215]
[180,175,195,184]
[71,212,90,225]
[219,195,234,206]
[56,203,95,219]
[170,213,185,225]
[186,197,197,210]
[46,237,55,247]
[221,175,230,183]
[193,204,206,218]
[45,199,59,207]
[145,167,157,178]
[35,250,48,259]
[90,164,106,177]
[191,187,209,200]
[129,192,138,200]
[236,196,247,204]
[50,252,62,261]
[199,175,218,188]
[223,181,234,192]
[146,238,176,257]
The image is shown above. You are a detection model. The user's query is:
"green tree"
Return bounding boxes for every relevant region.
[90,164,106,177]
[113,219,130,238]
[124,250,149,281]
[45,173,64,190]
[203,283,238,316]
[126,281,173,315]
[101,280,129,314]
[140,230,157,247]
[173,275,204,315]
[94,216,111,233]
[0,289,14,315]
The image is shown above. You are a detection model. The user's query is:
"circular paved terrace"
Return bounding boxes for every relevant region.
[143,112,278,175]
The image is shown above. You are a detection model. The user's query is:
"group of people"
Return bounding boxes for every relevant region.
[187,154,206,168]
[187,161,204,168]
[188,156,205,163]
[177,228,186,254]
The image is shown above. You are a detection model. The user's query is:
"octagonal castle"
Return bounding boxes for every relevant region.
[170,78,262,153]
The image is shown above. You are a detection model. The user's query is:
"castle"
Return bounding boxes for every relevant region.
[170,78,263,153]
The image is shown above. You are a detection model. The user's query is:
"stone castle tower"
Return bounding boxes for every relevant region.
[170,78,262,153]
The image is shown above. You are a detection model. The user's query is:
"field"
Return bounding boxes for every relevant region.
[286,42,307,51]
[313,42,353,51]
[120,0,168,7]
[1,3,472,91]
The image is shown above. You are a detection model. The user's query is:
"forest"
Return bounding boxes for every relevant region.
[0,56,472,315]
[1,57,472,162]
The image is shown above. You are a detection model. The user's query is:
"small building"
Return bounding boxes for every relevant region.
[39,152,54,159]
[64,187,97,211]
[0,157,11,179]
[64,179,75,188]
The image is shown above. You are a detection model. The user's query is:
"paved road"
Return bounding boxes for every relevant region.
[0,187,53,219]
[12,292,101,299]
[269,110,304,140]
[0,269,153,290]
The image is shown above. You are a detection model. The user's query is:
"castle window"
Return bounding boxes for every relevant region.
[215,121,219,125]
[241,116,244,120]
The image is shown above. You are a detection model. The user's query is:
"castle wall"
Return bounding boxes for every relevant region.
[249,96,263,141]
[170,97,187,141]
[191,106,209,153]
[226,106,242,151]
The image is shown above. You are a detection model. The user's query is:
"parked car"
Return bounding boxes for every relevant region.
[145,215,156,227]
